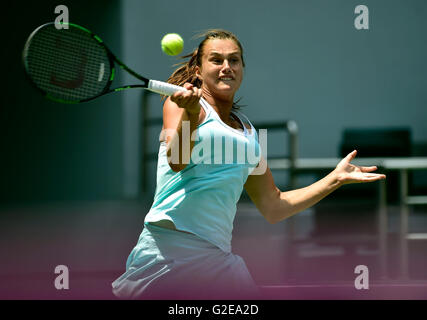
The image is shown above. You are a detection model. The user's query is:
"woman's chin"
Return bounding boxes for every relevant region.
[216,88,237,100]
[217,83,239,94]
[203,84,239,101]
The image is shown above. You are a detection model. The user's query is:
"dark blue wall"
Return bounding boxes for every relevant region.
[1,1,123,205]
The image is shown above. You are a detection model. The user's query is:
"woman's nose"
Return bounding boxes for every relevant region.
[222,60,231,72]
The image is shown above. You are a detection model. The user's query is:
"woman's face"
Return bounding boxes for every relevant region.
[196,38,244,101]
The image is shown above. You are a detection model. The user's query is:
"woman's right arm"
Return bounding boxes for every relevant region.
[161,83,203,172]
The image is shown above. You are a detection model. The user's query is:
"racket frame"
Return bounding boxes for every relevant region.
[23,22,170,104]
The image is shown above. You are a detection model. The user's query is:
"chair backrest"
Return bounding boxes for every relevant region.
[340,127,411,157]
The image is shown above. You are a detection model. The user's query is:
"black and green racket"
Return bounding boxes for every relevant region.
[22,22,187,103]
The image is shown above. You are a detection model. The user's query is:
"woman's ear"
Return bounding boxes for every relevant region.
[195,66,202,81]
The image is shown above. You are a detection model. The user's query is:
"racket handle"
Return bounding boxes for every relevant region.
[148,80,187,96]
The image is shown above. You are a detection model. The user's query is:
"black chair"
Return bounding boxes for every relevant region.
[340,127,411,158]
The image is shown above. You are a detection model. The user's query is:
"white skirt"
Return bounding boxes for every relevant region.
[112,223,260,299]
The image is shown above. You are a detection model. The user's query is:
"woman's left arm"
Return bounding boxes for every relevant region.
[244,150,386,224]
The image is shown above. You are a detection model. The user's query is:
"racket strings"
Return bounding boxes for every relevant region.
[25,24,111,102]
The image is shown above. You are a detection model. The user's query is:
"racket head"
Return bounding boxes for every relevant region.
[23,22,115,103]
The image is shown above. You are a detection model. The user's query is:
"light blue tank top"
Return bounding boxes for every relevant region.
[144,98,261,252]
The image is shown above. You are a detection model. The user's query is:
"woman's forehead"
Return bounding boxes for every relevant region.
[203,38,240,55]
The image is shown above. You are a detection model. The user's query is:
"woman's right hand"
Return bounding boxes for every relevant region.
[170,82,202,115]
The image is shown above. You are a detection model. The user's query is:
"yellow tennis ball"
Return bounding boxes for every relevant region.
[161,33,184,56]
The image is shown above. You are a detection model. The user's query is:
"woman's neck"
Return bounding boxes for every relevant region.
[201,89,234,121]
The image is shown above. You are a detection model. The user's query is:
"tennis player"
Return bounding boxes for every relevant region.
[112,29,386,299]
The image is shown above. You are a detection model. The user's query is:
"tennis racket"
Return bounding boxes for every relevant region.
[22,22,187,104]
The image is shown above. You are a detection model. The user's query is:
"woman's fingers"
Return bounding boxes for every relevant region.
[171,90,184,102]
[182,82,194,90]
[337,150,357,169]
[345,150,357,162]
[352,172,387,182]
[364,173,386,179]
[360,165,378,172]
[363,175,386,182]
[171,83,201,106]
[169,83,201,115]
[195,86,203,98]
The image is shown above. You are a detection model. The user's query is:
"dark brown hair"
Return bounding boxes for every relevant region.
[166,29,245,109]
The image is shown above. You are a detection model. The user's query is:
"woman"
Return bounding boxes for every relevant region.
[112,29,386,299]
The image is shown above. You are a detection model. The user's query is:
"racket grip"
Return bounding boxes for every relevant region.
[148,80,187,96]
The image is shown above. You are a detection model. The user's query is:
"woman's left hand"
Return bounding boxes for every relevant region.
[334,150,386,185]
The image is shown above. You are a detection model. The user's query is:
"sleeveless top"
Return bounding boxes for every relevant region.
[144,98,261,252]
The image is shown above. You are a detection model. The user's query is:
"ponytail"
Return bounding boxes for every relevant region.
[167,49,202,88]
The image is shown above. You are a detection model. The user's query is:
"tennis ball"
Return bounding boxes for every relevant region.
[161,33,184,56]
